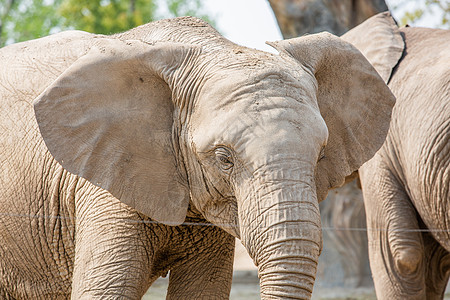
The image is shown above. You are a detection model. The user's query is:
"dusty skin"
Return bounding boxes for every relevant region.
[0,17,394,299]
[342,12,450,300]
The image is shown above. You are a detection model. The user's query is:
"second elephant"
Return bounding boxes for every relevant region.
[342,12,450,299]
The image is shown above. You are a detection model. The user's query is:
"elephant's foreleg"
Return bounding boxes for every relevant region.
[166,224,235,300]
[360,160,426,299]
[71,189,155,299]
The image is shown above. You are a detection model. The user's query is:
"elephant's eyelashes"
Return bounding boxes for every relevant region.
[215,147,234,171]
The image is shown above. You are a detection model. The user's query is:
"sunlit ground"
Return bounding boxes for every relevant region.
[143,241,450,299]
[144,272,261,300]
[144,276,450,300]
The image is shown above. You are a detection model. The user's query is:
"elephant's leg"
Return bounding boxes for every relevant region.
[71,187,155,299]
[423,232,450,299]
[360,161,426,299]
[166,223,235,300]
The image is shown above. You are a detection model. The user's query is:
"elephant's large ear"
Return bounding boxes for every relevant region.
[341,11,404,83]
[34,39,200,225]
[268,32,395,201]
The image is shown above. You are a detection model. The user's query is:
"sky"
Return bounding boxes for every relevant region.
[198,0,442,52]
[202,0,282,52]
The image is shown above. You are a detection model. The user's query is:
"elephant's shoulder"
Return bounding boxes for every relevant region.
[399,27,450,69]
[391,27,450,98]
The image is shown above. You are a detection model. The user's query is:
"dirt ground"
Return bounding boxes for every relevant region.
[144,242,450,299]
[145,276,450,300]
[144,272,379,300]
[144,273,380,300]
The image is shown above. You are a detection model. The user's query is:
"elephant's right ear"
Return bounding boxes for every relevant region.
[34,39,201,225]
[341,11,404,83]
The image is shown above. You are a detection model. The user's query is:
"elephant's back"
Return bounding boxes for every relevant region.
[0,31,94,146]
[0,30,93,105]
[387,27,450,250]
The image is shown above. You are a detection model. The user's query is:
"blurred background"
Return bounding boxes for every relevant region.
[1,0,449,48]
[2,0,448,298]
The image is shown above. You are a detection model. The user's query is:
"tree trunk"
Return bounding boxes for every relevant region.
[318,179,372,287]
[268,0,388,38]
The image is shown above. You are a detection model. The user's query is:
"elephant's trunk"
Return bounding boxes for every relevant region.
[238,161,322,299]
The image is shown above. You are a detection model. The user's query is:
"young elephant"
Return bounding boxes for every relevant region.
[342,12,450,299]
[0,17,394,299]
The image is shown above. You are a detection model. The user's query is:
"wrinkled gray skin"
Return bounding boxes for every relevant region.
[342,12,450,300]
[0,17,394,299]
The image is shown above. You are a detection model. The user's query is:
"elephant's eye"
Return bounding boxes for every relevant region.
[215,147,234,171]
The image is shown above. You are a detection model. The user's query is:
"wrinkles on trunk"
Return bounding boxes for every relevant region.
[237,161,322,299]
[255,216,321,299]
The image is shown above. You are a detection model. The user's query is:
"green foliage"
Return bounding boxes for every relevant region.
[0,0,215,47]
[391,0,450,28]
[58,0,157,35]
[402,7,424,24]
[1,0,64,45]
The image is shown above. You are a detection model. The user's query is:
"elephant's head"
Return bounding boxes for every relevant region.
[34,19,394,299]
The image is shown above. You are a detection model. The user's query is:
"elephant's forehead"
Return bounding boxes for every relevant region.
[197,61,318,112]
[189,55,325,152]
[190,81,326,158]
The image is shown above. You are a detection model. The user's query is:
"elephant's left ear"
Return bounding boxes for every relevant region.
[34,38,201,225]
[268,33,395,201]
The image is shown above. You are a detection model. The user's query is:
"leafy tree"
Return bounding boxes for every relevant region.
[389,0,449,28]
[0,0,214,47]
[0,0,14,45]
[1,0,65,45]
[58,0,157,35]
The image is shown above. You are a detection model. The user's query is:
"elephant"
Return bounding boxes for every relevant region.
[0,16,394,299]
[341,12,450,299]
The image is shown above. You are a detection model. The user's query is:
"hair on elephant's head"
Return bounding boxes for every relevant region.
[34,17,394,299]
